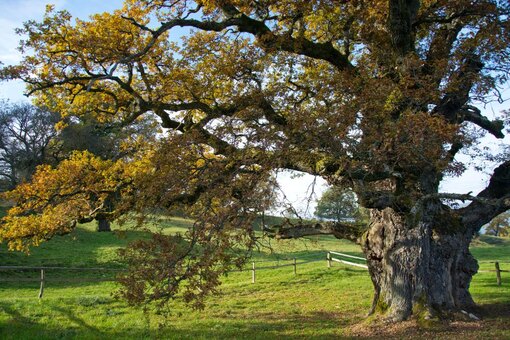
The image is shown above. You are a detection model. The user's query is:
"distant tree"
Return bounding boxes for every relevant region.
[315,187,360,221]
[55,113,159,161]
[52,114,160,232]
[0,101,59,191]
[0,104,118,232]
[56,117,121,161]
[485,211,510,237]
[0,102,159,232]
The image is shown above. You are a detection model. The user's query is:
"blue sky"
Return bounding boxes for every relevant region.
[0,0,124,101]
[0,1,507,214]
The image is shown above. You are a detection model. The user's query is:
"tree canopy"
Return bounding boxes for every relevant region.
[315,187,361,221]
[0,101,59,191]
[0,0,509,321]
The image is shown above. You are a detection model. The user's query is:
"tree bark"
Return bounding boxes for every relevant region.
[362,206,478,321]
[97,218,111,232]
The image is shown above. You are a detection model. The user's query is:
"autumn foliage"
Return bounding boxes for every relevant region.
[1,151,137,251]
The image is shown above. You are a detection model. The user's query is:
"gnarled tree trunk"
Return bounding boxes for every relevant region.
[363,206,478,321]
[268,162,510,323]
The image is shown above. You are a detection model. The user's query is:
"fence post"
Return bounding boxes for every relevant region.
[293,258,297,275]
[251,262,256,283]
[327,252,331,268]
[495,262,502,286]
[38,269,45,298]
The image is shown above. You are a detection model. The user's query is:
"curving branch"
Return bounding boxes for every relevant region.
[120,5,354,71]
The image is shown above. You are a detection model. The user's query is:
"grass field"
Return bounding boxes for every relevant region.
[1,218,509,339]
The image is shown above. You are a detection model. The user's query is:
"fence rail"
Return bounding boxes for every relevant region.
[478,261,508,286]
[327,251,368,269]
[240,258,324,283]
[0,266,122,271]
[0,266,121,298]
[1,252,506,298]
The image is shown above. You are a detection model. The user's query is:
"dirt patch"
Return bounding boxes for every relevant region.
[345,303,510,339]
[348,320,485,339]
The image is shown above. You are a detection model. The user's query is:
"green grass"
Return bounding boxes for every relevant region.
[1,220,509,339]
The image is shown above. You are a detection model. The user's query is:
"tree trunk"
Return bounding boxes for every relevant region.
[362,206,478,321]
[97,218,111,232]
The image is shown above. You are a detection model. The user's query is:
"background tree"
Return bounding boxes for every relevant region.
[315,187,361,222]
[0,101,59,192]
[52,113,160,232]
[485,211,510,237]
[56,116,121,161]
[1,0,509,322]
[55,113,159,162]
[0,102,159,232]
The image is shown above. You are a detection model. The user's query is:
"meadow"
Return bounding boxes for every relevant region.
[0,217,509,339]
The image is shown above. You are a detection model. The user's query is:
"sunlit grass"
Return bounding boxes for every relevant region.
[0,220,509,339]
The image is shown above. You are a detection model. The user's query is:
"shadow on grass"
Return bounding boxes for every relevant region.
[476,302,510,319]
[1,298,508,339]
[0,301,100,340]
[0,227,151,268]
[0,300,349,339]
[0,302,35,325]
[51,305,104,335]
[476,235,509,246]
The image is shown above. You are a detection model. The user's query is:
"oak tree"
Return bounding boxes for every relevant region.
[1,0,509,321]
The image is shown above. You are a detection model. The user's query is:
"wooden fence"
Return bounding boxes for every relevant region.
[1,253,506,298]
[478,261,509,286]
[242,258,322,283]
[0,266,121,298]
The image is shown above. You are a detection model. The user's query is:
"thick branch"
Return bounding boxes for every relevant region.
[459,105,504,139]
[264,221,364,243]
[433,53,484,122]
[222,5,353,70]
[154,109,236,154]
[122,9,353,71]
[424,23,462,85]
[357,192,401,211]
[459,160,510,232]
[152,96,283,155]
